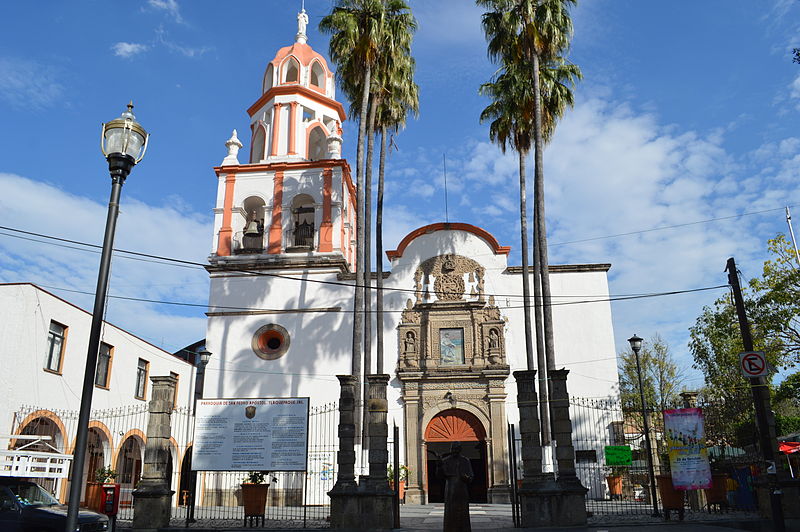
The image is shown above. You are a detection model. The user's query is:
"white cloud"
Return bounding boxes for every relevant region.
[0,173,211,352]
[111,42,149,58]
[790,73,800,105]
[0,57,64,110]
[148,0,183,24]
[155,26,211,58]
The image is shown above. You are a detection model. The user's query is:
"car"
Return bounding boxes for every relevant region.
[0,477,109,532]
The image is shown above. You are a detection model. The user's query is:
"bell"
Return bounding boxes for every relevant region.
[244,220,260,236]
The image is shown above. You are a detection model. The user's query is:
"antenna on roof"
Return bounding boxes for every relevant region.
[443,153,450,223]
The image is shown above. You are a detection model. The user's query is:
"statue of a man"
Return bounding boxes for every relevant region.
[432,443,473,532]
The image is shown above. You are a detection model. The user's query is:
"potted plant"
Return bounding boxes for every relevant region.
[87,466,117,512]
[605,466,625,500]
[387,464,409,500]
[241,471,270,525]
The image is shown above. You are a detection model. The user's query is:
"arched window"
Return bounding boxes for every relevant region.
[309,61,325,89]
[283,58,299,83]
[263,64,274,92]
[251,125,266,163]
[307,126,327,161]
[290,194,315,250]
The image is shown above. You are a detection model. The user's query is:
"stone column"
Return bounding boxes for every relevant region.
[549,369,577,481]
[549,369,588,524]
[329,375,358,528]
[513,370,542,489]
[487,389,511,503]
[367,375,390,487]
[363,375,393,528]
[132,376,177,532]
[402,391,423,504]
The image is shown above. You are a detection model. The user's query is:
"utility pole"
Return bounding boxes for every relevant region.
[725,257,785,532]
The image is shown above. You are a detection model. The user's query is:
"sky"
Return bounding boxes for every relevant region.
[1,0,799,390]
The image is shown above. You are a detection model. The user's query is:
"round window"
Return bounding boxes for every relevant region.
[251,324,290,360]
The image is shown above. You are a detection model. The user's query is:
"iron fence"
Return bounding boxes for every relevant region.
[170,400,338,529]
[569,397,761,520]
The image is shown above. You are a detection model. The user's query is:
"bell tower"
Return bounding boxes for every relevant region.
[209,9,356,268]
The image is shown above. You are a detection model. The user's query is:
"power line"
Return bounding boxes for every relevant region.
[550,205,794,247]
[0,223,727,302]
[37,281,726,314]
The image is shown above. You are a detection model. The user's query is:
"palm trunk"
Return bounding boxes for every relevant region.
[376,125,387,375]
[517,148,535,371]
[532,49,557,450]
[351,64,371,444]
[531,51,555,372]
[531,156,550,447]
[362,94,378,441]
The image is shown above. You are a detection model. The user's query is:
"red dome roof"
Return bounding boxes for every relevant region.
[269,42,330,71]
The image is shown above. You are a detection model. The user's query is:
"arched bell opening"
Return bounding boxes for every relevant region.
[307,125,327,161]
[283,57,300,84]
[424,409,488,503]
[287,194,315,251]
[237,196,266,254]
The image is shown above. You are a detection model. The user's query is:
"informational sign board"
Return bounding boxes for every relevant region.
[192,397,309,472]
[664,407,712,490]
[738,351,768,378]
[604,445,632,466]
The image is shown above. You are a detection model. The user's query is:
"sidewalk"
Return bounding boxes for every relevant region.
[158,503,799,532]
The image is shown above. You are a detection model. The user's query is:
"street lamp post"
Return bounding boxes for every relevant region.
[66,103,148,532]
[628,334,660,518]
[187,348,211,525]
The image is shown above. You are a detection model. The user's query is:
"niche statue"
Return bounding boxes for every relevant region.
[430,442,473,532]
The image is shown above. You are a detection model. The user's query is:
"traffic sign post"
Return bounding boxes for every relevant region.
[739,351,768,378]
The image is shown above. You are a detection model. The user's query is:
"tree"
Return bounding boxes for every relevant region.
[688,236,800,445]
[793,48,799,64]
[618,334,687,443]
[374,38,419,374]
[477,0,579,378]
[321,0,384,388]
[477,0,580,445]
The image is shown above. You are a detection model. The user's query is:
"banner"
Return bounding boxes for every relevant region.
[192,397,309,472]
[604,445,632,466]
[664,407,711,490]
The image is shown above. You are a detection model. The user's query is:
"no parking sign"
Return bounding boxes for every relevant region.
[738,351,768,378]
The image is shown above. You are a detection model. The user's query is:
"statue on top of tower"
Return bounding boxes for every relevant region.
[297,8,309,44]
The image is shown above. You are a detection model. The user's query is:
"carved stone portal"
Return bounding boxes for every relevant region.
[398,254,511,505]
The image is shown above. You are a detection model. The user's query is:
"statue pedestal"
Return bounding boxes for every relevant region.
[519,475,588,528]
[132,481,174,532]
[329,483,394,530]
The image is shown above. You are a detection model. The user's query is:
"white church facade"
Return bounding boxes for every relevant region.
[202,18,620,505]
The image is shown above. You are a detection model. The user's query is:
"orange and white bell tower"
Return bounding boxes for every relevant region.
[209,8,356,268]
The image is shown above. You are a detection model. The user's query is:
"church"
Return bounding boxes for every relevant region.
[201,13,620,505]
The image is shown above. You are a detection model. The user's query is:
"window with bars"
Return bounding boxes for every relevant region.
[94,343,113,388]
[135,358,149,400]
[44,321,66,373]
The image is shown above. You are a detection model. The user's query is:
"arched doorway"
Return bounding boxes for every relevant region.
[424,409,488,503]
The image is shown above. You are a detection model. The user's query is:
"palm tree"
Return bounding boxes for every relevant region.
[478,0,577,374]
[478,0,580,446]
[320,0,383,394]
[374,52,419,374]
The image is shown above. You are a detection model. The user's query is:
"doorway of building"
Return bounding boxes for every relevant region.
[424,409,488,503]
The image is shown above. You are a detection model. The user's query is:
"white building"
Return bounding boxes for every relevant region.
[0,283,197,506]
[203,14,621,504]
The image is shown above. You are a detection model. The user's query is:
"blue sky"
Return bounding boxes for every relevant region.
[1,0,799,389]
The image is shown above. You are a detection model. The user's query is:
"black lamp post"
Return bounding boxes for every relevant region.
[66,103,148,532]
[628,334,660,517]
